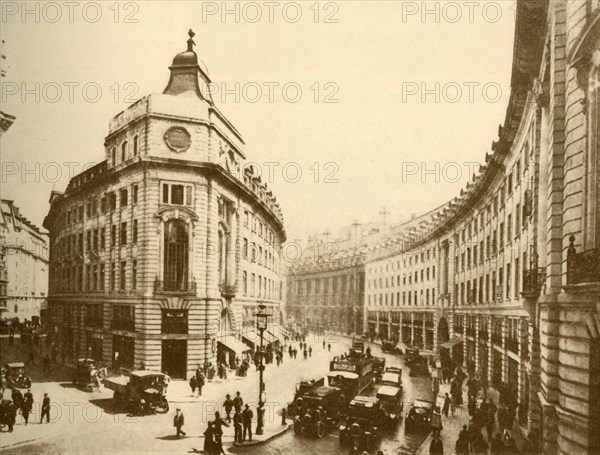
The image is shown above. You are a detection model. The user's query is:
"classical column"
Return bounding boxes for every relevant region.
[502,317,508,384]
[488,317,493,385]
[475,316,480,374]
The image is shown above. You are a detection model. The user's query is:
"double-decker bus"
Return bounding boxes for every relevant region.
[328,355,376,400]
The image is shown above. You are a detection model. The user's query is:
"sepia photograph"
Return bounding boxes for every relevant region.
[0,1,598,454]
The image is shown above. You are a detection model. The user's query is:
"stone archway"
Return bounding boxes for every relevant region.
[437,316,450,344]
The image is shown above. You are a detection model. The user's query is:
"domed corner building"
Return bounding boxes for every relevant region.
[43,31,286,379]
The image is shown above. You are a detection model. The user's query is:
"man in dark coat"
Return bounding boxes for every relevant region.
[233,409,243,444]
[40,393,51,423]
[429,431,443,455]
[233,391,243,413]
[196,369,205,397]
[5,400,16,432]
[204,421,216,455]
[242,404,253,441]
[174,408,186,437]
[223,394,234,422]
[22,389,33,424]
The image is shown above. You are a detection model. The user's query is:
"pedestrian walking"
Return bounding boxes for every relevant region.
[429,431,443,455]
[327,343,331,352]
[303,348,308,359]
[484,398,497,440]
[455,426,470,455]
[442,393,451,418]
[197,370,205,396]
[189,375,197,397]
[223,394,234,422]
[308,346,312,357]
[22,389,33,425]
[242,404,253,441]
[212,411,228,455]
[204,421,216,455]
[173,408,186,437]
[323,340,326,349]
[432,377,440,400]
[233,409,243,444]
[40,393,51,423]
[233,391,243,413]
[5,399,16,432]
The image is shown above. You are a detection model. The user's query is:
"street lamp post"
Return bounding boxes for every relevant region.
[255,304,268,435]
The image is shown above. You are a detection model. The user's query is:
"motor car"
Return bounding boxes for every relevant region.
[405,398,435,432]
[293,386,342,438]
[376,385,403,426]
[104,370,169,414]
[339,396,386,450]
[3,362,31,389]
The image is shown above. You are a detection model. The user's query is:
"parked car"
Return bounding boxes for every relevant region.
[104,370,169,414]
[405,398,434,432]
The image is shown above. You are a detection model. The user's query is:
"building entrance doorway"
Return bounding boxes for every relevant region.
[162,340,187,379]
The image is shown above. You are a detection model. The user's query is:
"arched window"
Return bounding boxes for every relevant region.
[164,220,189,291]
[133,135,139,156]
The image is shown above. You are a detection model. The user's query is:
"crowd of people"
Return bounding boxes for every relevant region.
[0,390,51,432]
[426,367,541,455]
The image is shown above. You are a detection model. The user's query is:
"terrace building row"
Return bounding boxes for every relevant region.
[364,2,599,454]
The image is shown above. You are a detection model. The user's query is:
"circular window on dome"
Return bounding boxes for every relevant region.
[164,126,192,153]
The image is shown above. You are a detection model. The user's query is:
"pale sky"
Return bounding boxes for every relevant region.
[0,1,516,241]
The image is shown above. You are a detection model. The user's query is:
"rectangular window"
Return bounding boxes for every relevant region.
[132,260,137,290]
[172,185,184,205]
[111,225,116,247]
[120,261,126,290]
[93,229,99,251]
[120,222,127,245]
[185,186,192,205]
[86,231,92,252]
[133,135,139,156]
[244,211,249,227]
[243,271,248,295]
[507,214,512,240]
[120,189,128,207]
[110,263,116,290]
[78,233,83,254]
[161,310,188,334]
[514,258,519,298]
[99,264,105,291]
[92,264,98,291]
[132,220,138,243]
[78,206,84,221]
[109,193,117,211]
[506,263,511,297]
[162,184,169,203]
[133,184,138,204]
[515,204,520,234]
[101,197,107,213]
[121,141,127,162]
[100,228,106,250]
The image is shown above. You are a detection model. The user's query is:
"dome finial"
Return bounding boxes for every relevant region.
[187,29,196,52]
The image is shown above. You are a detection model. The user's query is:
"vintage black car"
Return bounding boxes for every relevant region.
[405,398,435,432]
[293,386,342,438]
[4,363,32,389]
[339,396,386,450]
[381,367,403,389]
[381,341,398,353]
[287,378,325,419]
[376,385,403,426]
[73,358,97,389]
[105,370,169,414]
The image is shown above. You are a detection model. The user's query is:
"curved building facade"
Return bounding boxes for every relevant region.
[43,33,286,378]
[365,2,599,454]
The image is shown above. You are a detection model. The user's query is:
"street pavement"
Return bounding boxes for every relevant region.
[0,333,370,454]
[231,335,434,455]
[1,334,442,455]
